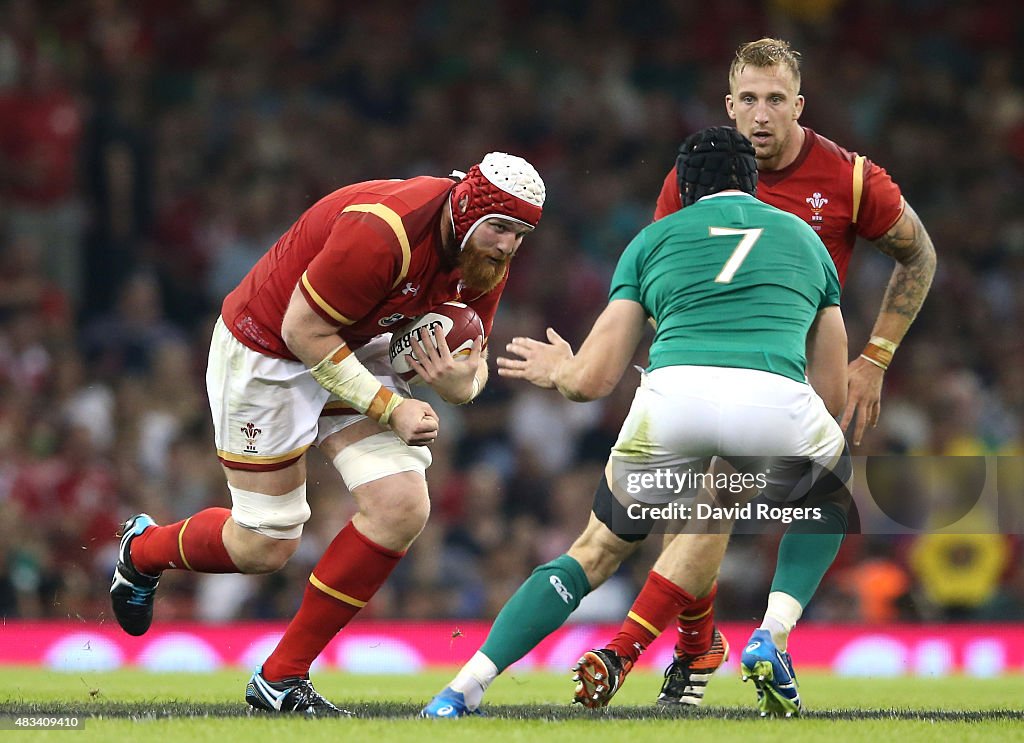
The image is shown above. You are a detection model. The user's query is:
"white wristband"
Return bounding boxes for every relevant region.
[451,377,481,406]
[859,353,888,371]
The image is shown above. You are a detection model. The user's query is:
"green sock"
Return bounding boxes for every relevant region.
[480,554,591,672]
[768,502,847,608]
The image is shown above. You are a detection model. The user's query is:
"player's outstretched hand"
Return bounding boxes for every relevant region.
[496,327,573,389]
[840,356,884,446]
[388,398,439,446]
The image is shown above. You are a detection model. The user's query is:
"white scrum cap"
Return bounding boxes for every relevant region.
[450,152,545,249]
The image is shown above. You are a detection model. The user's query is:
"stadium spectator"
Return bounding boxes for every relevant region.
[80,271,186,378]
[0,46,85,304]
[910,532,1012,621]
[838,538,914,624]
[0,235,71,337]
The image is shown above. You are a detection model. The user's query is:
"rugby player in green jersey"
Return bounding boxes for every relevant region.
[422,127,850,719]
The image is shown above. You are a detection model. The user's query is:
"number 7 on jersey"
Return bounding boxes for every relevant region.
[710,227,763,283]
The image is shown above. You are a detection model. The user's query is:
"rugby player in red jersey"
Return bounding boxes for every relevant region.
[109,153,546,714]
[643,38,935,711]
[655,39,936,443]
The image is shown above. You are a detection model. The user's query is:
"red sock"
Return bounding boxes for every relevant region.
[131,508,238,574]
[674,582,717,657]
[261,522,404,680]
[607,571,695,666]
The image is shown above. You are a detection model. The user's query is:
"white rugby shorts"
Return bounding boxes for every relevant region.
[206,317,413,471]
[606,365,845,503]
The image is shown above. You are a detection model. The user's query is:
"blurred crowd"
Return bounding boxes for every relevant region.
[1,0,1023,628]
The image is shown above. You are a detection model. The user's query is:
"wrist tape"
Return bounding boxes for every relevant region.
[459,377,482,405]
[860,335,898,370]
[311,344,404,425]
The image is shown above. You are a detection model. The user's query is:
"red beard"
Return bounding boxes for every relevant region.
[458,247,510,293]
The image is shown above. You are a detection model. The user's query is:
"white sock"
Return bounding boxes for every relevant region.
[759,591,803,651]
[448,651,499,711]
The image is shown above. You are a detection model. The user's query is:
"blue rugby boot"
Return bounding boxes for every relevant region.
[109,514,160,636]
[740,629,801,717]
[420,686,481,718]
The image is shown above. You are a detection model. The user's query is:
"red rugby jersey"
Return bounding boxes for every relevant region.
[221,176,506,360]
[654,128,904,284]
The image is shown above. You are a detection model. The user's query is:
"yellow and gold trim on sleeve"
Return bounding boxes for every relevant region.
[300,272,356,325]
[309,573,368,608]
[851,155,865,224]
[341,203,412,289]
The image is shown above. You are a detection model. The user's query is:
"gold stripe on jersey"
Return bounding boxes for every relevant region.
[851,155,865,224]
[216,444,310,466]
[309,573,368,607]
[301,272,356,325]
[342,203,412,289]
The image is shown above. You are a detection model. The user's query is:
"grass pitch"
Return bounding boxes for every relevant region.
[2,666,1023,742]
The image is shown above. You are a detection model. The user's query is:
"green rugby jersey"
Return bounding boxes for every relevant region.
[610,192,840,382]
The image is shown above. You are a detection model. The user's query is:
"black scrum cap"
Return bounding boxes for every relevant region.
[676,126,758,207]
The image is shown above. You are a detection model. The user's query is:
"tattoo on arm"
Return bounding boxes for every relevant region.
[873,202,937,324]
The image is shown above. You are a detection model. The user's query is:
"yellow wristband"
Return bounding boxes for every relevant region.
[859,353,888,370]
[371,387,405,425]
[861,336,898,370]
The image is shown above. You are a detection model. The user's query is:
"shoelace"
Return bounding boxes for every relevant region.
[116,560,158,605]
[289,680,336,711]
[127,583,156,606]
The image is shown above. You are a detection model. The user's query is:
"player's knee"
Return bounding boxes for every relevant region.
[383,487,431,542]
[334,433,432,547]
[353,476,431,548]
[228,482,310,572]
[233,534,301,573]
[224,520,301,573]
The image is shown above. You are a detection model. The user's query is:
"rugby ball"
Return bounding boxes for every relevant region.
[388,302,484,382]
